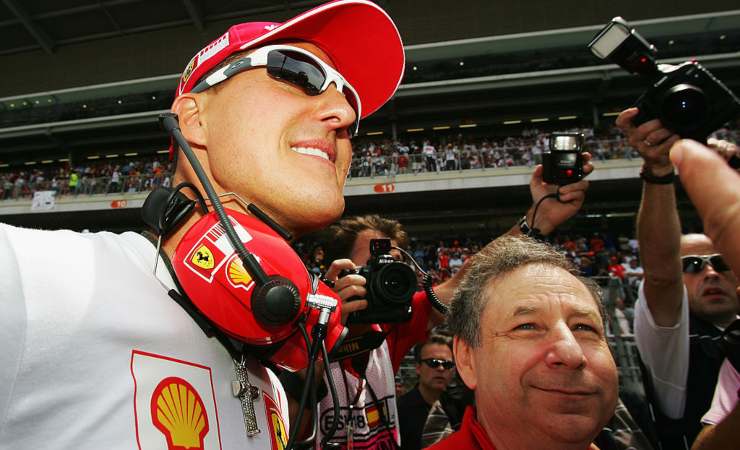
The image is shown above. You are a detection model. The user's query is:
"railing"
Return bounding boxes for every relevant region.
[346,146,638,180]
[1,148,634,202]
[0,174,170,201]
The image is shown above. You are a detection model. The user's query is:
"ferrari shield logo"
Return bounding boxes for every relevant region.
[191,245,215,269]
[264,392,287,450]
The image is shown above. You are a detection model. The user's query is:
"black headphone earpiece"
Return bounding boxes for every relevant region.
[251,276,302,326]
[142,182,207,236]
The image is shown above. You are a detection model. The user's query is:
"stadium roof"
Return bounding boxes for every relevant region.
[0,0,326,55]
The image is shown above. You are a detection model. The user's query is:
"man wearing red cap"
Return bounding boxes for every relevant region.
[0,1,404,449]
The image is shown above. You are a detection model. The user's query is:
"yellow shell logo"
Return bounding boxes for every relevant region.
[151,377,209,450]
[227,255,254,289]
[191,245,215,270]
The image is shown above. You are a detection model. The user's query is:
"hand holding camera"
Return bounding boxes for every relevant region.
[529,141,593,235]
[324,258,369,325]
[325,238,417,325]
[589,17,740,143]
[616,108,680,173]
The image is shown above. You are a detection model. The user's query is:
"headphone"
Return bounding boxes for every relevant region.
[142,113,347,372]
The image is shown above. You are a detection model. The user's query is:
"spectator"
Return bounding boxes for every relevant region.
[398,335,456,450]
[624,258,645,301]
[616,109,740,448]
[423,140,438,172]
[431,236,618,450]
[666,139,740,450]
[444,144,456,171]
[283,215,466,449]
[67,170,78,196]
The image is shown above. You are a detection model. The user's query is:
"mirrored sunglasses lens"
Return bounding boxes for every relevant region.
[709,256,730,272]
[267,51,326,95]
[425,359,454,369]
[682,257,704,273]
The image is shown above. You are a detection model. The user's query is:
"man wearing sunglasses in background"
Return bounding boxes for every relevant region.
[0,1,405,449]
[398,335,457,450]
[616,109,740,449]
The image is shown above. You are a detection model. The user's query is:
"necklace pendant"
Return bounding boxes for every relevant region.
[233,357,261,437]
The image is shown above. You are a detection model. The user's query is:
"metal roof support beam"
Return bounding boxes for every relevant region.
[182,0,204,31]
[97,1,122,32]
[1,0,55,54]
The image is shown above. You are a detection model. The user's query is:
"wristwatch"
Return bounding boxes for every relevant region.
[640,165,675,184]
[518,215,545,240]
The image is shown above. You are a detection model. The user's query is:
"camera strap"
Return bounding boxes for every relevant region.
[328,329,389,362]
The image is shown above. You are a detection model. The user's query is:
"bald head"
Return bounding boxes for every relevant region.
[679,234,717,257]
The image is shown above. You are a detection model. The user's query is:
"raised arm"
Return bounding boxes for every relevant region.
[617,108,684,326]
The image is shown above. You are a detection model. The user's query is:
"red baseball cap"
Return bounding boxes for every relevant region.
[176,0,404,120]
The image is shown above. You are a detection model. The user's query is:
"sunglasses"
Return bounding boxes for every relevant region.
[421,358,455,370]
[191,44,361,137]
[681,254,730,274]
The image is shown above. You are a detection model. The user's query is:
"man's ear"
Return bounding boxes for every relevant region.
[172,94,207,148]
[453,336,477,390]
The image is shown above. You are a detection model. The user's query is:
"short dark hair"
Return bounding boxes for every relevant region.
[413,334,453,363]
[323,214,408,263]
[448,235,604,347]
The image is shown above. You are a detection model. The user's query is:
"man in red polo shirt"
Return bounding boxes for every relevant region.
[430,236,618,450]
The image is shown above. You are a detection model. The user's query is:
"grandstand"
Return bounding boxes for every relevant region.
[2,1,738,239]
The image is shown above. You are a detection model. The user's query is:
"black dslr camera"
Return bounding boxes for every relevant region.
[542,133,585,185]
[588,17,740,141]
[341,238,417,324]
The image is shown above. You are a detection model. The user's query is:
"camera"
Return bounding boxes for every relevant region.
[341,238,417,324]
[588,17,740,141]
[542,133,585,185]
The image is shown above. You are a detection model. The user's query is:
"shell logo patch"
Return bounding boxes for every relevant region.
[131,350,222,450]
[192,245,215,270]
[226,254,257,291]
[151,377,209,450]
[263,392,287,450]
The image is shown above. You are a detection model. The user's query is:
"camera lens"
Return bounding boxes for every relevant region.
[374,262,416,304]
[661,84,707,128]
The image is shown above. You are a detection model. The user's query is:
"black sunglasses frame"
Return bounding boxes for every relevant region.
[681,254,730,274]
[420,358,455,370]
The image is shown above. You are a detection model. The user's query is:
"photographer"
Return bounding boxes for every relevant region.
[667,139,740,450]
[285,153,594,448]
[615,111,740,449]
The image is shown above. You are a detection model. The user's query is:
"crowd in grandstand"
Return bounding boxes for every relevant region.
[0,156,173,200]
[348,126,628,178]
[1,127,736,202]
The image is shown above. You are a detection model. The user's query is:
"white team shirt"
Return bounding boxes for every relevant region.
[0,224,288,450]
